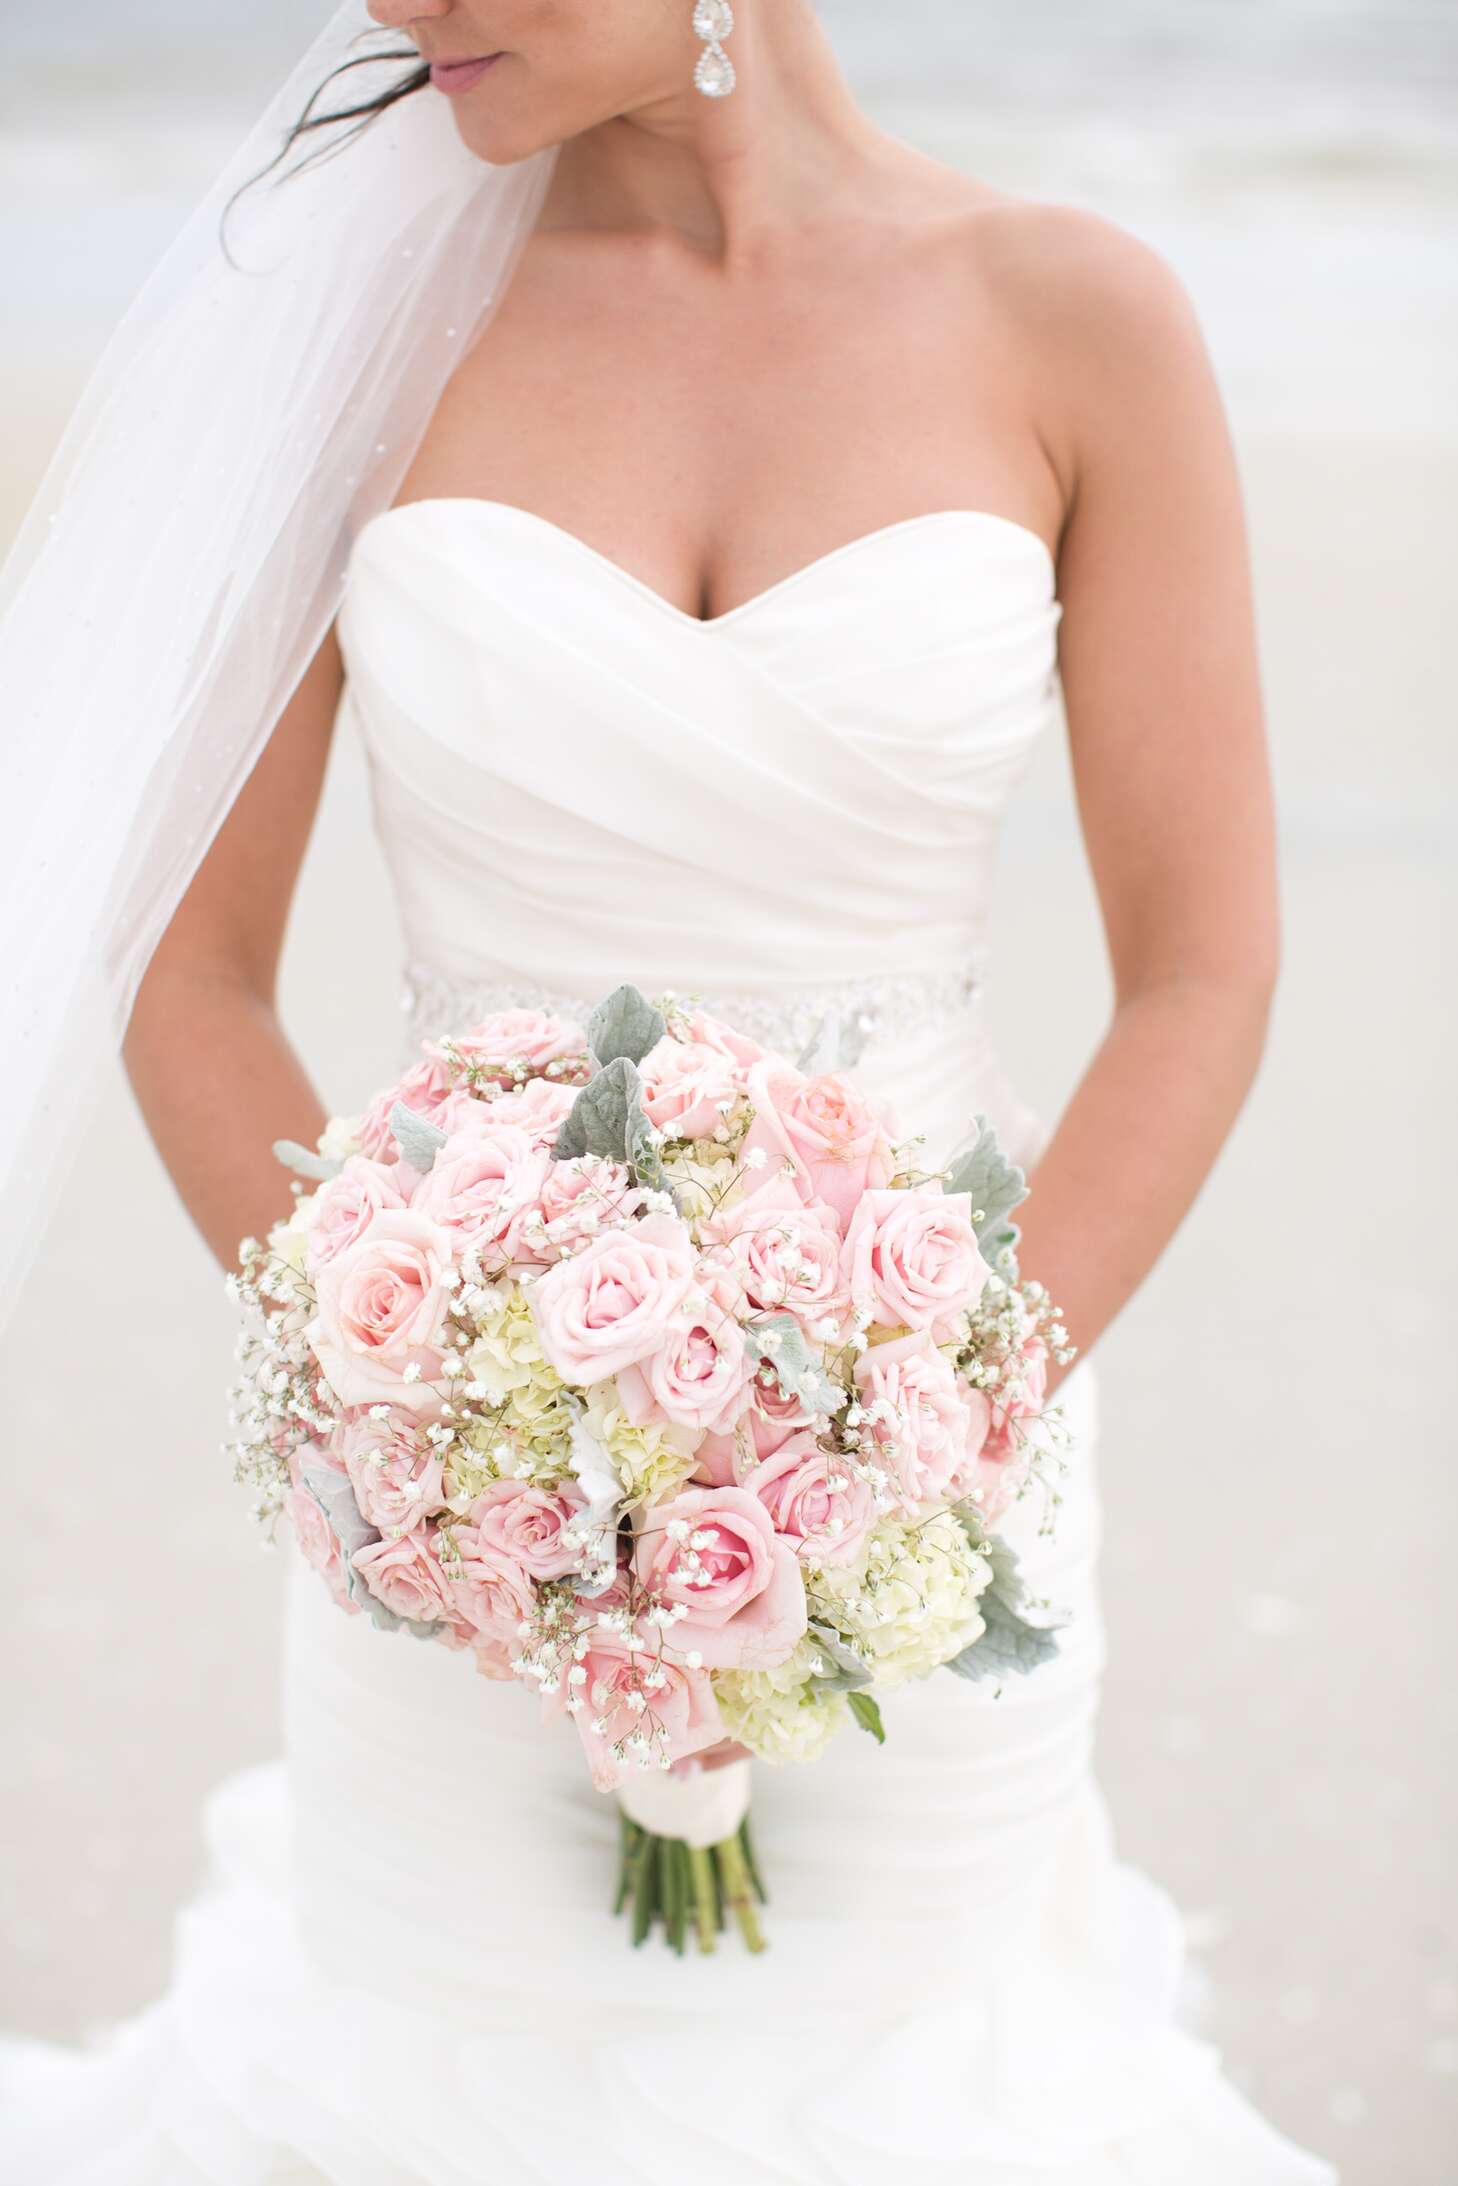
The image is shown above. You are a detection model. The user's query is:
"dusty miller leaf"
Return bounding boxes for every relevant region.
[390,1101,449,1175]
[586,984,667,1070]
[272,1138,344,1183]
[944,1520,1069,1684]
[944,1113,1028,1255]
[848,1691,886,1744]
[301,1464,439,1641]
[806,1621,874,1694]
[553,1055,637,1163]
[744,1312,844,1418]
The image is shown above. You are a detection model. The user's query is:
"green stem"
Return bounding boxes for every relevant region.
[687,1843,719,1954]
[631,1832,660,1947]
[713,1829,767,1954]
[738,1814,769,1906]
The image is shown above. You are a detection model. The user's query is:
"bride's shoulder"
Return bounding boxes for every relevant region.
[935,179,1209,366]
[895,152,1194,322]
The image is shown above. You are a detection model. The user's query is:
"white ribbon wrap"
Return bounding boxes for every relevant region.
[617,1758,752,1849]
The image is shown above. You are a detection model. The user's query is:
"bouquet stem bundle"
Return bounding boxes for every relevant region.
[615,1810,768,1954]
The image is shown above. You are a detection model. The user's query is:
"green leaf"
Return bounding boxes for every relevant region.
[390,1101,449,1175]
[553,1055,639,1163]
[944,1114,1028,1255]
[272,1138,344,1183]
[806,1621,874,1693]
[744,1311,844,1418]
[586,985,667,1070]
[847,1690,886,1744]
[553,1055,678,1202]
[944,1525,1070,1685]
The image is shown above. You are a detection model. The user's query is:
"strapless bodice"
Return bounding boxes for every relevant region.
[336,497,1064,1168]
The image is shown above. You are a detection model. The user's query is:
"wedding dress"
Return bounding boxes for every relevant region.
[2,495,1337,2185]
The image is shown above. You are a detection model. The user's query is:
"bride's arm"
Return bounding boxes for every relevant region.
[121,623,345,1274]
[1003,214,1279,1399]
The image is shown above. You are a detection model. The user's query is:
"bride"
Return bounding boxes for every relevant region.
[1,2,1337,2180]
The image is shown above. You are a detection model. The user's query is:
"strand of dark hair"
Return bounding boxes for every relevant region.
[219,41,431,269]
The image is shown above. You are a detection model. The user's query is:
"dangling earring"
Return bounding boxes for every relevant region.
[692,0,736,98]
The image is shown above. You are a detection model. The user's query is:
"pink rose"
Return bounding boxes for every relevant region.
[841,1187,990,1341]
[447,1522,538,1668]
[351,1523,460,1628]
[427,1008,586,1075]
[443,1075,580,1150]
[308,1208,456,1416]
[854,1330,987,1514]
[744,1369,817,1460]
[306,1156,409,1274]
[286,1484,360,1616]
[411,1123,551,1264]
[357,1055,459,1163]
[633,1484,807,1671]
[740,1061,898,1228]
[528,1212,696,1385]
[617,1273,755,1437]
[468,1478,586,1583]
[338,1408,447,1534]
[964,1335,1049,1524]
[637,1035,742,1141]
[742,1429,878,1568]
[549,1625,724,1792]
[532,1155,642,1260]
[702,1180,848,1332]
[678,1008,767,1073]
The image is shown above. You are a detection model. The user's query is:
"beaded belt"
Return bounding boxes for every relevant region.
[400,961,980,1073]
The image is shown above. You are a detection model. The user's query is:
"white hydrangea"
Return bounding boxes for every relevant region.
[583,1388,698,1511]
[266,1191,320,1277]
[808,1510,990,1687]
[714,1637,849,1765]
[463,1288,575,1460]
[318,1112,365,1162]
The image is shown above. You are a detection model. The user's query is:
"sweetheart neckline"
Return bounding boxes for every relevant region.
[351,495,1057,630]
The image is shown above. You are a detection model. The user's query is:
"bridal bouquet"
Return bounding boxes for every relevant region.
[228,984,1075,1955]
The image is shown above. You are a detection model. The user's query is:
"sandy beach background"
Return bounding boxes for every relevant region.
[1,4,1454,2179]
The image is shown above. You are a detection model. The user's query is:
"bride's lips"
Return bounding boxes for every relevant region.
[428,54,504,95]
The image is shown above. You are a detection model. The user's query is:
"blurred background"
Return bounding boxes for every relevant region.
[1,3,1454,2179]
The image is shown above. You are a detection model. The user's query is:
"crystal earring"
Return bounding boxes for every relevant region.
[692,0,736,98]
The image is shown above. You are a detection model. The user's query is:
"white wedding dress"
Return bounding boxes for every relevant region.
[2,497,1337,2185]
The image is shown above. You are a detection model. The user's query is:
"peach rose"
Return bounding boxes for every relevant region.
[308,1208,456,1417]
[528,1212,696,1385]
[633,1484,807,1672]
[841,1187,990,1341]
[854,1329,988,1513]
[740,1061,898,1228]
[742,1429,878,1568]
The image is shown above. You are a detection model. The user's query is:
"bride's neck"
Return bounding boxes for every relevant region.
[542,0,886,263]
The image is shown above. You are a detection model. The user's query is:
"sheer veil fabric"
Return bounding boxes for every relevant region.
[0,2,555,1337]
